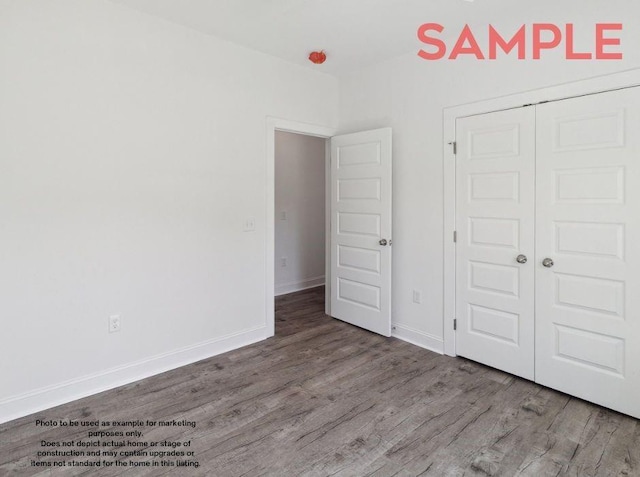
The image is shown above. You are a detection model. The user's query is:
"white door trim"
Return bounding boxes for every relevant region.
[443,68,640,357]
[266,118,337,337]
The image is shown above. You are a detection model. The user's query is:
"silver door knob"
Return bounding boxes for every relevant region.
[516,254,528,264]
[542,258,554,268]
[379,239,388,246]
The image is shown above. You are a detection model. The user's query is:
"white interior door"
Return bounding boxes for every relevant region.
[455,107,536,380]
[535,87,640,418]
[330,128,392,337]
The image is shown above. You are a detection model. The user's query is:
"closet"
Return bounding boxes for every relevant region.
[455,87,640,419]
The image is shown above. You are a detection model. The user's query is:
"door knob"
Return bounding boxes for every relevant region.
[516,254,528,264]
[542,258,554,268]
[379,239,388,246]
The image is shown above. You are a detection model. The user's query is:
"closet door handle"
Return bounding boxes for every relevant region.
[542,258,554,268]
[516,254,528,264]
[379,239,388,246]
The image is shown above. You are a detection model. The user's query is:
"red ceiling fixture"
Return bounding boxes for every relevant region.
[308,50,327,64]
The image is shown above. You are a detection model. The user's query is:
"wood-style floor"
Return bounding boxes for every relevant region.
[2,287,639,476]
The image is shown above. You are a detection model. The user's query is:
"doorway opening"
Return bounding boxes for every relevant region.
[274,131,329,336]
[265,118,335,338]
[266,119,392,339]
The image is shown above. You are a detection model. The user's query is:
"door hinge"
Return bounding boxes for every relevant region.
[453,318,457,331]
[453,231,457,243]
[449,141,457,155]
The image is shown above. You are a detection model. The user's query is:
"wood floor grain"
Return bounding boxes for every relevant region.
[1,286,638,476]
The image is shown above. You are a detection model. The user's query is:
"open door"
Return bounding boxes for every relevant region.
[330,128,392,337]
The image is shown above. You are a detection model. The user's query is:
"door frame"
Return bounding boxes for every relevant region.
[443,68,640,357]
[266,118,337,337]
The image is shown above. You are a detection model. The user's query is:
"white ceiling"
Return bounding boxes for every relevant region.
[108,0,624,74]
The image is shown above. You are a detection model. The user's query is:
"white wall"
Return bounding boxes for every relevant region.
[274,132,326,296]
[0,0,338,422]
[337,7,640,352]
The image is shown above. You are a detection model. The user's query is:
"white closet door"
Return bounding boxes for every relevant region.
[536,87,640,418]
[456,107,536,380]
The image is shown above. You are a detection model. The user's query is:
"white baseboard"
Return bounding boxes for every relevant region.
[392,323,444,354]
[0,326,268,424]
[275,276,325,296]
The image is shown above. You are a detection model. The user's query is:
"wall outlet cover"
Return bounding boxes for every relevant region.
[109,315,121,333]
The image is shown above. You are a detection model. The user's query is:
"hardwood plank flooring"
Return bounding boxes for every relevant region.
[1,286,638,476]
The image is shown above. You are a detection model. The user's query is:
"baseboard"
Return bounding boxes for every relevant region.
[275,276,325,296]
[0,326,268,424]
[392,323,444,354]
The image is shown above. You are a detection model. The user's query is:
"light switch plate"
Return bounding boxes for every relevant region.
[412,290,422,304]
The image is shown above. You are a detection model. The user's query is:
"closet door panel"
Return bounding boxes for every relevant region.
[535,87,640,419]
[456,107,536,380]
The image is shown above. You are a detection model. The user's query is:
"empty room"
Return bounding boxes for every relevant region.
[1,0,640,475]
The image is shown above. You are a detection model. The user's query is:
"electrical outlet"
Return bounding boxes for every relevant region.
[412,290,422,304]
[280,257,287,267]
[244,217,256,232]
[109,315,121,333]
